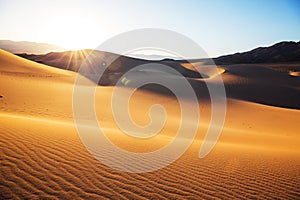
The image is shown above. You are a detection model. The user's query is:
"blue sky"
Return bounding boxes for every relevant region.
[0,0,299,57]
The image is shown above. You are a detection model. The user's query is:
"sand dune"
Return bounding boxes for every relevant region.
[220,64,300,109]
[289,71,300,77]
[181,62,226,78]
[1,50,300,199]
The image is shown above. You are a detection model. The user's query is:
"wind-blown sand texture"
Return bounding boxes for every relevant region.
[1,50,300,199]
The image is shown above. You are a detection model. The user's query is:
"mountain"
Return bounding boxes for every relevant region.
[214,41,300,64]
[0,40,65,54]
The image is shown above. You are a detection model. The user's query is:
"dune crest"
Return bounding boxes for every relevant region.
[289,71,300,77]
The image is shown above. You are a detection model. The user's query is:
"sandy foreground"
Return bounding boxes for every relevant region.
[0,50,300,199]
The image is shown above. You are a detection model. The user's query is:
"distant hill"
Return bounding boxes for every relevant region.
[214,41,300,64]
[0,40,65,54]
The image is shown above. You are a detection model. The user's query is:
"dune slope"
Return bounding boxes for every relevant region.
[0,50,300,199]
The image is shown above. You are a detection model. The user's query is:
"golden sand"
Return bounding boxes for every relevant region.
[0,50,299,199]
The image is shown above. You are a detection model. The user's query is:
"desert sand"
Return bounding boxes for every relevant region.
[1,49,300,199]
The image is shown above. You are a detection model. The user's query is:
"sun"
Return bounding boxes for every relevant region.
[46,14,102,50]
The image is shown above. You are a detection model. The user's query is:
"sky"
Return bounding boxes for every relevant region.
[0,0,299,57]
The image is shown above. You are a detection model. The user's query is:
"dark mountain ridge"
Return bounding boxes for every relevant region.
[214,41,300,64]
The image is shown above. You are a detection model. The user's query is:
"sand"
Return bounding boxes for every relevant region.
[289,71,300,77]
[0,50,300,199]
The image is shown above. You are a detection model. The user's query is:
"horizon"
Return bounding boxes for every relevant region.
[0,0,299,57]
[1,39,299,60]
